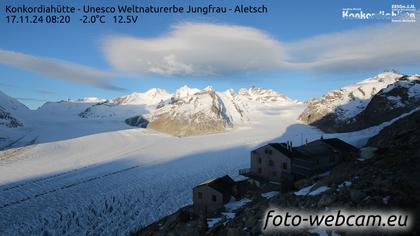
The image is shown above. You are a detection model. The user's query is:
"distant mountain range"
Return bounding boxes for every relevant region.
[1,71,419,136]
[0,85,297,136]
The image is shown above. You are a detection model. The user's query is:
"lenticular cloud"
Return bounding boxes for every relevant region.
[102,22,286,76]
[102,20,420,76]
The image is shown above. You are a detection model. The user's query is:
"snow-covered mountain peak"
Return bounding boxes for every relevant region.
[0,90,29,113]
[144,88,169,98]
[127,87,239,136]
[126,85,301,136]
[301,72,406,122]
[173,85,200,99]
[359,71,402,85]
[376,70,402,79]
[237,86,291,103]
[113,89,171,105]
[76,97,107,103]
[381,74,420,97]
[203,86,215,92]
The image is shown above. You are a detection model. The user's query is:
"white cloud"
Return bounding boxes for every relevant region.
[102,22,285,76]
[0,49,125,91]
[103,20,420,76]
[285,20,420,72]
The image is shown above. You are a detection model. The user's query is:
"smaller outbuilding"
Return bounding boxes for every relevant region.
[192,175,239,216]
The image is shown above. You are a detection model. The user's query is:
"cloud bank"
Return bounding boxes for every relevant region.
[285,21,420,72]
[0,49,124,91]
[103,21,420,76]
[2,20,419,88]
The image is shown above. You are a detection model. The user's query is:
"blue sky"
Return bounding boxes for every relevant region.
[1,0,419,109]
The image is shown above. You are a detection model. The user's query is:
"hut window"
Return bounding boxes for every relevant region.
[283,163,287,170]
[269,160,274,166]
[198,192,203,199]
[212,195,217,202]
[258,157,262,164]
[258,168,262,174]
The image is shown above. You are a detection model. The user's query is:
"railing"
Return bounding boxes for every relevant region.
[239,168,251,175]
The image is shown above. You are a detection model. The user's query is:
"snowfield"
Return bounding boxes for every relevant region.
[0,86,415,235]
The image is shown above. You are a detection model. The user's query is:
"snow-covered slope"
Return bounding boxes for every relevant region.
[173,85,201,99]
[78,89,171,119]
[113,88,171,106]
[298,71,416,132]
[237,86,292,103]
[140,87,235,136]
[0,91,28,128]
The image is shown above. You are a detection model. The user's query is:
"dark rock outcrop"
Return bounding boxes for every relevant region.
[125,115,149,128]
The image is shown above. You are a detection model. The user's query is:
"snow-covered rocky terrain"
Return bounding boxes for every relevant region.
[299,71,420,132]
[0,81,418,235]
[0,91,29,128]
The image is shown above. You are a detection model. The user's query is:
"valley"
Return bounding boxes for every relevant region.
[0,72,419,234]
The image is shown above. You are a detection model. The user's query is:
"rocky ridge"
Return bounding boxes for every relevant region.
[299,71,420,132]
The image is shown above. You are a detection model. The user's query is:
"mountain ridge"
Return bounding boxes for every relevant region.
[0,90,28,128]
[299,72,420,132]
